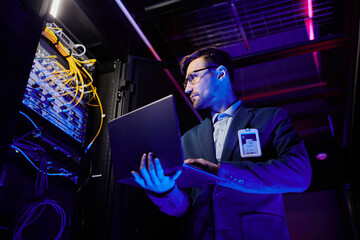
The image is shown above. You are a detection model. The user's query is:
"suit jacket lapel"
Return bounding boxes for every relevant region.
[220,106,254,162]
[197,118,217,164]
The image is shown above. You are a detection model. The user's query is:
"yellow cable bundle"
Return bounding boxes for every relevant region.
[41,26,104,153]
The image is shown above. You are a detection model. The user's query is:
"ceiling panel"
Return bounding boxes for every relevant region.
[126,0,338,59]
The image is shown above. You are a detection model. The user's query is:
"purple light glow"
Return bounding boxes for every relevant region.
[316,152,328,160]
[305,18,315,41]
[307,0,313,18]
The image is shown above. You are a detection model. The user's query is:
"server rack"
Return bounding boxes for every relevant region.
[0,1,124,238]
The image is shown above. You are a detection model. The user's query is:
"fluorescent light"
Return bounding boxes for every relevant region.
[114,0,161,61]
[50,0,61,18]
[305,18,315,41]
[307,0,313,18]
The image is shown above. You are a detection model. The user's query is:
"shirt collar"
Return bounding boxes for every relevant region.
[211,99,242,124]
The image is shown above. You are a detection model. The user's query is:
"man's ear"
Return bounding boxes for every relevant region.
[217,65,227,80]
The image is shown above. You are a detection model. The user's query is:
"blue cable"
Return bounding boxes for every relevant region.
[10,145,73,176]
[17,112,74,176]
[19,111,38,129]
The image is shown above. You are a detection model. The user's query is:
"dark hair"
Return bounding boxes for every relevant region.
[179,47,234,84]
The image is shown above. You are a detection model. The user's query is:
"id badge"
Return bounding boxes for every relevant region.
[238,128,262,157]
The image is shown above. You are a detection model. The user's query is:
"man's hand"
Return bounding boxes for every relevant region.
[184,158,220,175]
[131,152,182,194]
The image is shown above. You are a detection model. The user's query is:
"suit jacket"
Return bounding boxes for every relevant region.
[148,105,312,240]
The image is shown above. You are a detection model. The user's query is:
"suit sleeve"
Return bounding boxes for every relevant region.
[146,185,190,217]
[218,108,312,194]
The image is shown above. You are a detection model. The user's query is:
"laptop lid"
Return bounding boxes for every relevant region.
[108,95,183,186]
[108,95,226,188]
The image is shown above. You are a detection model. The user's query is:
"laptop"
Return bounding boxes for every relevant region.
[108,95,227,189]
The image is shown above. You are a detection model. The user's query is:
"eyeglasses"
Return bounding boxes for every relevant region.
[183,66,218,88]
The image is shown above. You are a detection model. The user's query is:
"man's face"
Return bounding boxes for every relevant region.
[184,57,219,111]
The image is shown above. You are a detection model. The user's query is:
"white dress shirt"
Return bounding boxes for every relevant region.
[212,100,242,163]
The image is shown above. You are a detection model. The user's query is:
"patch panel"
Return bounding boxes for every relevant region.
[22,41,90,145]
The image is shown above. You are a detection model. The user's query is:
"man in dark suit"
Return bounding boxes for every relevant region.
[132,47,312,240]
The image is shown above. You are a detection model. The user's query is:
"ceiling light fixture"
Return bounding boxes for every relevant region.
[230,3,250,50]
[50,0,61,18]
